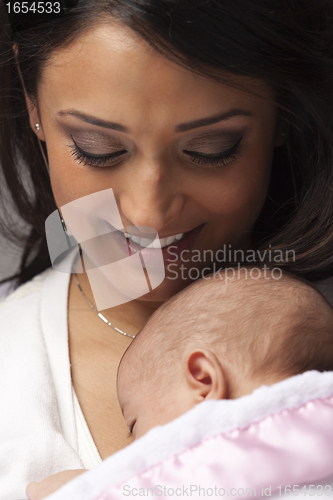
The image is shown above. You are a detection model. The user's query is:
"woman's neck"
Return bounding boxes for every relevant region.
[71,272,163,340]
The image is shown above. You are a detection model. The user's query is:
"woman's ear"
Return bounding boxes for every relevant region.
[13,43,46,141]
[26,97,45,141]
[185,349,227,401]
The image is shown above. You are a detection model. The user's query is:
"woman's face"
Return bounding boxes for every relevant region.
[28,21,283,302]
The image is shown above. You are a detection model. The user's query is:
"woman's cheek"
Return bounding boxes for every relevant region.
[47,141,107,208]
[198,160,271,221]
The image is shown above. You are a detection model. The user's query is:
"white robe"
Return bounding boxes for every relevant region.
[0,268,102,500]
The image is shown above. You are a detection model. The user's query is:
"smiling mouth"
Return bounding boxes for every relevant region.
[122,231,185,249]
[108,223,204,266]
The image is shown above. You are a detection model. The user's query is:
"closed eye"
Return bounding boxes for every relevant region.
[182,137,242,168]
[127,421,136,438]
[69,136,128,168]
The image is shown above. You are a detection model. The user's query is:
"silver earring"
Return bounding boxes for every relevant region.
[60,215,71,236]
[35,123,50,175]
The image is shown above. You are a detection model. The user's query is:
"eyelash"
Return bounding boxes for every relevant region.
[127,422,135,438]
[182,137,243,168]
[69,137,243,169]
[69,137,127,168]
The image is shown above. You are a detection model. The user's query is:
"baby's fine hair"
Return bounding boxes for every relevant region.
[126,269,333,387]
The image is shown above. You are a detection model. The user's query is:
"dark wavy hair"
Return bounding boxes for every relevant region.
[0,0,333,285]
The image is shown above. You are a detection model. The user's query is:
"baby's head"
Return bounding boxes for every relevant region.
[117,270,333,439]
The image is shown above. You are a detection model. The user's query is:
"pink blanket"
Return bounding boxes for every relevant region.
[47,371,333,500]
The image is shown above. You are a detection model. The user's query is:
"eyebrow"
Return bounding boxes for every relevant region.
[58,108,255,134]
[175,109,255,132]
[58,110,129,133]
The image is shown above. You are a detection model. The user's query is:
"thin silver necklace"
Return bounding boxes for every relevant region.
[73,273,136,339]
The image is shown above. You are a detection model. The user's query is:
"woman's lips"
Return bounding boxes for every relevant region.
[111,224,205,267]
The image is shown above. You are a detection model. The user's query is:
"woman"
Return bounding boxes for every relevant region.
[0,0,333,498]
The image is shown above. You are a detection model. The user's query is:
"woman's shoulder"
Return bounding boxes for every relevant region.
[0,265,68,362]
[0,266,54,306]
[0,265,70,344]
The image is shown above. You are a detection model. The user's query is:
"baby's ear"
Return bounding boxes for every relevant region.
[185,349,227,401]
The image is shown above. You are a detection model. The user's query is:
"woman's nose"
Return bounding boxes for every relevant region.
[117,160,185,233]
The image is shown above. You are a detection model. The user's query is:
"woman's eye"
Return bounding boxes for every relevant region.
[183,137,242,168]
[69,137,128,168]
[68,136,242,169]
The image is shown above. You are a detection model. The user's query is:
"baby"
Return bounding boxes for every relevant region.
[26,269,333,499]
[117,269,333,439]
